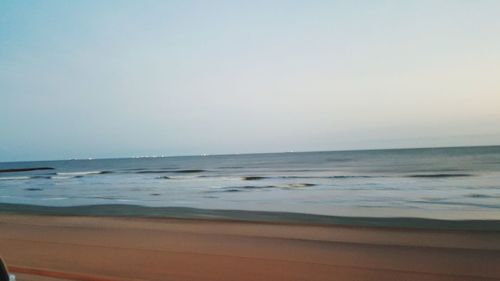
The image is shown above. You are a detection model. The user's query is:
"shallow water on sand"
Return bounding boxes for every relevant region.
[1,146,500,220]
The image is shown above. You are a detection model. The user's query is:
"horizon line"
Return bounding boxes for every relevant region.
[1,144,499,164]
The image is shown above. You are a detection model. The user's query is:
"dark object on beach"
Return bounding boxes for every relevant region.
[0,167,54,173]
[0,257,14,281]
[242,176,265,180]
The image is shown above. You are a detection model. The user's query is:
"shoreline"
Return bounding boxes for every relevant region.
[1,203,500,231]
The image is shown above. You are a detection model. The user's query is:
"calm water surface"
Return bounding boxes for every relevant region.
[1,146,500,220]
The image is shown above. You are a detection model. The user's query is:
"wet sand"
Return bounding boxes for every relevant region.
[1,214,500,281]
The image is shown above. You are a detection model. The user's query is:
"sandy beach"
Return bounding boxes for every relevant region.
[1,215,499,281]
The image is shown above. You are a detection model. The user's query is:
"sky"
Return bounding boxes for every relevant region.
[1,0,500,162]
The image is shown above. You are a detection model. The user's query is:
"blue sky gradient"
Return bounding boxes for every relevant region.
[1,1,500,161]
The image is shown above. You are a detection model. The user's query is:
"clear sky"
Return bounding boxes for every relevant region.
[1,1,500,162]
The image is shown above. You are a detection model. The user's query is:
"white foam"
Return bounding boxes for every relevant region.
[0,176,31,181]
[56,171,102,176]
[51,176,73,180]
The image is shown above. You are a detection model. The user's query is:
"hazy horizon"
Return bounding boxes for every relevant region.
[2,1,500,162]
[1,144,499,164]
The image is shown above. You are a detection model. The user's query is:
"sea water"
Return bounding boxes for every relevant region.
[1,146,499,220]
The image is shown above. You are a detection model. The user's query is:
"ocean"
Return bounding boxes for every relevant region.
[1,146,500,221]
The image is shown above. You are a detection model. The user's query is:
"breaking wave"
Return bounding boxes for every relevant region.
[407,174,473,178]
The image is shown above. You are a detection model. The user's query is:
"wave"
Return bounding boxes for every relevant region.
[175,169,205,173]
[24,187,43,191]
[412,168,465,173]
[220,186,275,192]
[92,196,120,200]
[57,171,106,176]
[217,183,316,192]
[325,158,352,162]
[0,167,54,173]
[409,200,500,209]
[51,176,74,180]
[242,176,266,180]
[327,175,375,179]
[407,173,473,178]
[287,183,316,187]
[242,175,375,180]
[0,171,112,181]
[40,197,69,201]
[137,169,205,174]
[465,193,500,199]
[0,176,31,181]
[29,175,53,179]
[1,174,55,180]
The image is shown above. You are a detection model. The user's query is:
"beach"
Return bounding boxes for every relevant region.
[2,0,500,279]
[1,214,500,281]
[1,147,500,280]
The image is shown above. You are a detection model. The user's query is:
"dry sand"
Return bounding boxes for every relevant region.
[1,215,499,281]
